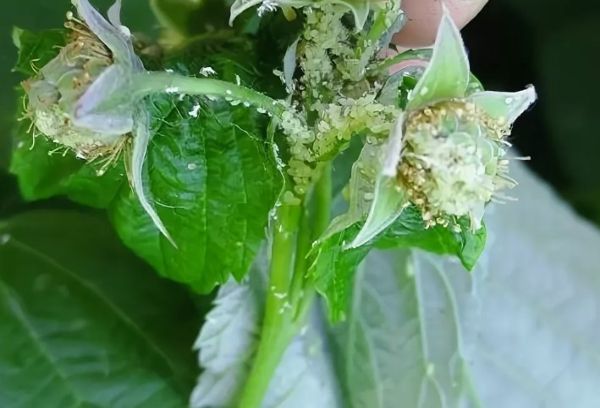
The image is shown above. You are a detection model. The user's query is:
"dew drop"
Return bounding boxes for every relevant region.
[188,104,201,118]
[0,234,11,245]
[187,163,198,170]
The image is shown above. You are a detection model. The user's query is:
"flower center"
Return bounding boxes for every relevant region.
[397,100,511,228]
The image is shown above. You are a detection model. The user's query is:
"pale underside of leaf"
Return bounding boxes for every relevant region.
[335,163,600,408]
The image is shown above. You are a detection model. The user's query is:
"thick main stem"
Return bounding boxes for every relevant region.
[237,203,300,408]
[238,166,333,408]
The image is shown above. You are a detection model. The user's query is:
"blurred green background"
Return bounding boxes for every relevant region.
[1,0,599,225]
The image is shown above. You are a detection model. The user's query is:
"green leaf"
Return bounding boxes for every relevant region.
[311,206,485,321]
[139,97,280,292]
[12,28,64,76]
[377,206,486,271]
[407,7,470,110]
[10,120,125,209]
[0,210,201,407]
[109,183,166,273]
[332,249,476,408]
[191,260,342,407]
[311,225,371,322]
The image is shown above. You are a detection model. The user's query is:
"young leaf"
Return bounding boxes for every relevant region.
[311,207,485,322]
[0,210,202,407]
[191,278,262,407]
[191,259,342,407]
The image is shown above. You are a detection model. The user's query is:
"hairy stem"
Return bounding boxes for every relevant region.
[238,165,333,407]
[237,203,300,408]
[313,162,333,239]
[130,72,286,117]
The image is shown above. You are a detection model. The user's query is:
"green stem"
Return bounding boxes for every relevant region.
[313,162,333,240]
[238,165,333,407]
[130,72,286,117]
[294,163,332,319]
[237,203,300,408]
[289,208,311,307]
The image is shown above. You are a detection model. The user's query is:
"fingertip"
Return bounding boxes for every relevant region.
[393,0,488,48]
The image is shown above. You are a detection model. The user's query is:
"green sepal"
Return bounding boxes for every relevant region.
[471,86,537,124]
[407,6,470,110]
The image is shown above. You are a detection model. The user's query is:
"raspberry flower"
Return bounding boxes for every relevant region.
[348,6,537,248]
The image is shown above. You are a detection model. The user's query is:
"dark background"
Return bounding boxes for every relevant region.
[463,0,600,225]
[1,0,599,226]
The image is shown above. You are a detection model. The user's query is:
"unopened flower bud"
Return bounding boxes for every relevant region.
[23,0,142,160]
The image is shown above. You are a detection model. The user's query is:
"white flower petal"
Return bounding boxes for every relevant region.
[107,0,122,28]
[73,65,133,135]
[72,0,133,64]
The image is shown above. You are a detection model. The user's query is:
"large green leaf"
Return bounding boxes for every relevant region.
[0,210,201,407]
[333,163,600,407]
